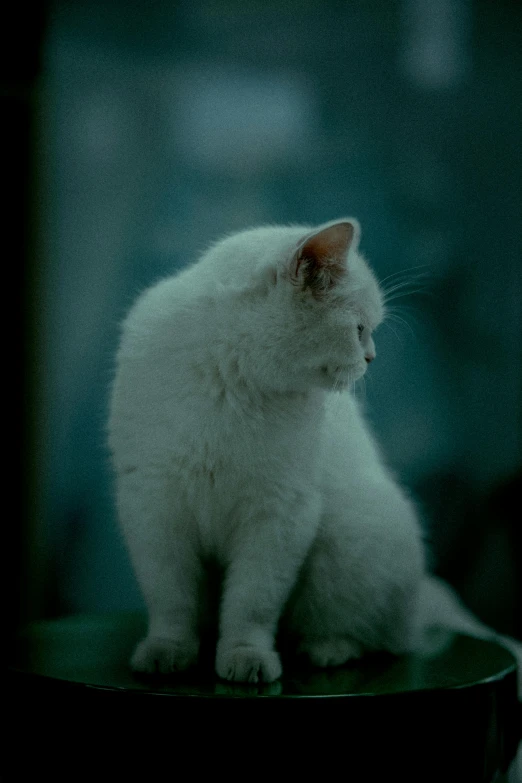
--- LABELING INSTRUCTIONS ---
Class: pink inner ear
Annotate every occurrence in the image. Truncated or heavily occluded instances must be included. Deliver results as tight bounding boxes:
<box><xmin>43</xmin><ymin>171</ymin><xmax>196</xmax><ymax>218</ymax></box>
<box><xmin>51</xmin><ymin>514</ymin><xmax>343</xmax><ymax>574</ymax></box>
<box><xmin>292</xmin><ymin>222</ymin><xmax>355</xmax><ymax>296</ymax></box>
<box><xmin>298</xmin><ymin>222</ymin><xmax>354</xmax><ymax>268</ymax></box>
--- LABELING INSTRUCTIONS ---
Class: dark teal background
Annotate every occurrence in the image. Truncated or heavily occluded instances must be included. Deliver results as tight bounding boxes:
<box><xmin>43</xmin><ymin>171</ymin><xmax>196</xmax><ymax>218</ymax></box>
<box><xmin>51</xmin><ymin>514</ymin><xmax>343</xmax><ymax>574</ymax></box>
<box><xmin>17</xmin><ymin>1</ymin><xmax>521</xmax><ymax>638</ymax></box>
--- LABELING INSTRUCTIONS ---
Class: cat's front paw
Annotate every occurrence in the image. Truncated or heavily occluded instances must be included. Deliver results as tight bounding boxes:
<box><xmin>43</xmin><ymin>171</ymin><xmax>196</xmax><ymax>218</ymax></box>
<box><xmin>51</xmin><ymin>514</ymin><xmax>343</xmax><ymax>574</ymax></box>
<box><xmin>299</xmin><ymin>637</ymin><xmax>363</xmax><ymax>668</ymax></box>
<box><xmin>216</xmin><ymin>645</ymin><xmax>282</xmax><ymax>683</ymax></box>
<box><xmin>131</xmin><ymin>636</ymin><xmax>198</xmax><ymax>674</ymax></box>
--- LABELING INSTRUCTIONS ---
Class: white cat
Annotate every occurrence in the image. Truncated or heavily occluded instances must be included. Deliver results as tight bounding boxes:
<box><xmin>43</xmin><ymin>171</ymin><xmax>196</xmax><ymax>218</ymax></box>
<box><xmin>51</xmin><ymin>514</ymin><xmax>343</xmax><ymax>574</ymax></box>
<box><xmin>108</xmin><ymin>218</ymin><xmax>521</xmax><ymax>691</ymax></box>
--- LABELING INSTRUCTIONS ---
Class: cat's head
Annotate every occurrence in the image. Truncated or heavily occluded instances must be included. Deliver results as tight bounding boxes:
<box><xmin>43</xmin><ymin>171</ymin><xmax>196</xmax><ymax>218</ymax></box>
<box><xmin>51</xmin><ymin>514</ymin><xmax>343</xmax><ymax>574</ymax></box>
<box><xmin>208</xmin><ymin>218</ymin><xmax>384</xmax><ymax>393</ymax></box>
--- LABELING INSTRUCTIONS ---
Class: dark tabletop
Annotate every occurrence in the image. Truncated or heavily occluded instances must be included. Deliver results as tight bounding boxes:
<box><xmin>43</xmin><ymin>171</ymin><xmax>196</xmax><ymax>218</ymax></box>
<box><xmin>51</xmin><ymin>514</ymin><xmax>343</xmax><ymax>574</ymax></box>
<box><xmin>5</xmin><ymin>611</ymin><xmax>518</xmax><ymax>698</ymax></box>
<box><xmin>6</xmin><ymin>613</ymin><xmax>521</xmax><ymax>781</ymax></box>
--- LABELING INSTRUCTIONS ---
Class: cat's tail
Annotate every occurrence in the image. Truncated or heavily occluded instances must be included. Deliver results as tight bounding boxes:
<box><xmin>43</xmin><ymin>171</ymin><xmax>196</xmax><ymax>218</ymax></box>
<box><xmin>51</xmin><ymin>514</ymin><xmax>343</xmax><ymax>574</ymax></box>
<box><xmin>417</xmin><ymin>574</ymin><xmax>522</xmax><ymax>700</ymax></box>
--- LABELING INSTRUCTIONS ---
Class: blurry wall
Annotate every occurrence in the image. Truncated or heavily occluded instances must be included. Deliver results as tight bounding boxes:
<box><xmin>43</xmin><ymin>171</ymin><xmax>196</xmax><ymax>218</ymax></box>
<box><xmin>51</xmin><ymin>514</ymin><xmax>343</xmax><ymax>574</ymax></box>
<box><xmin>26</xmin><ymin>0</ymin><xmax>521</xmax><ymax>636</ymax></box>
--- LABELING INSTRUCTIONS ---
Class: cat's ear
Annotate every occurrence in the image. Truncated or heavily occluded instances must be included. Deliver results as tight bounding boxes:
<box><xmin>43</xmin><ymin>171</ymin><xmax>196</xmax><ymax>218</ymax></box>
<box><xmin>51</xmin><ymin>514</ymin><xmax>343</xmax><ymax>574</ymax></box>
<box><xmin>290</xmin><ymin>219</ymin><xmax>360</xmax><ymax>297</ymax></box>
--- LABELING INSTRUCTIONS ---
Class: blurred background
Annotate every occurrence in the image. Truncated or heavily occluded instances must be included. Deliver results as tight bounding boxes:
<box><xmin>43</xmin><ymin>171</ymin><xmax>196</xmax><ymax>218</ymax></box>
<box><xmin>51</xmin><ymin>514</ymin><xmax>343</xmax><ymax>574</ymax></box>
<box><xmin>9</xmin><ymin>0</ymin><xmax>521</xmax><ymax>639</ymax></box>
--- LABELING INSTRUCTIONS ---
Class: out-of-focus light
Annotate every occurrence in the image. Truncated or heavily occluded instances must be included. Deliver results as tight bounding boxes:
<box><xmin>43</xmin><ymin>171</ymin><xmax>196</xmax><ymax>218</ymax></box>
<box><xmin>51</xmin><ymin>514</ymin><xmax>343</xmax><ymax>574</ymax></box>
<box><xmin>399</xmin><ymin>0</ymin><xmax>471</xmax><ymax>89</ymax></box>
<box><xmin>169</xmin><ymin>65</ymin><xmax>316</xmax><ymax>173</ymax></box>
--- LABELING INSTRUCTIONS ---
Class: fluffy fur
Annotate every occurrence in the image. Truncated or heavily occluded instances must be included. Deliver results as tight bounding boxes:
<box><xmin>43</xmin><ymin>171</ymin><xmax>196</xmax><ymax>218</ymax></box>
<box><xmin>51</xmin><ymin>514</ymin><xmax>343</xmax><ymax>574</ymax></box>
<box><xmin>108</xmin><ymin>218</ymin><xmax>521</xmax><ymax>692</ymax></box>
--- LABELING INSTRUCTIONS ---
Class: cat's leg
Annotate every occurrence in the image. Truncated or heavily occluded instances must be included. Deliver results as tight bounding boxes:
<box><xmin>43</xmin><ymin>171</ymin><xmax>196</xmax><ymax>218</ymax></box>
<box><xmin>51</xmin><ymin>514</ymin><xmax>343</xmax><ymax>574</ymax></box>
<box><xmin>301</xmin><ymin>637</ymin><xmax>364</xmax><ymax>667</ymax></box>
<box><xmin>116</xmin><ymin>470</ymin><xmax>203</xmax><ymax>674</ymax></box>
<box><xmin>285</xmin><ymin>536</ymin><xmax>368</xmax><ymax>668</ymax></box>
<box><xmin>287</xmin><ymin>482</ymin><xmax>425</xmax><ymax>667</ymax></box>
<box><xmin>215</xmin><ymin>493</ymin><xmax>320</xmax><ymax>683</ymax></box>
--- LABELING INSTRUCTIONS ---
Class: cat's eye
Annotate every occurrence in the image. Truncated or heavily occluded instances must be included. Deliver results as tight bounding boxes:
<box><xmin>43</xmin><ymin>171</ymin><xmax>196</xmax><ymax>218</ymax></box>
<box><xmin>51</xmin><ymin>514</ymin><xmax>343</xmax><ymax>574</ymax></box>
<box><xmin>357</xmin><ymin>324</ymin><xmax>364</xmax><ymax>339</ymax></box>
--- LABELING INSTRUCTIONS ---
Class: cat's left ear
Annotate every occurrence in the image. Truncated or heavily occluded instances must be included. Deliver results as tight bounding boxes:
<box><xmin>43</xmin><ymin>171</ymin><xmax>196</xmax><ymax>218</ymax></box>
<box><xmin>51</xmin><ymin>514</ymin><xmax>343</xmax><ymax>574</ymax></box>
<box><xmin>290</xmin><ymin>219</ymin><xmax>360</xmax><ymax>296</ymax></box>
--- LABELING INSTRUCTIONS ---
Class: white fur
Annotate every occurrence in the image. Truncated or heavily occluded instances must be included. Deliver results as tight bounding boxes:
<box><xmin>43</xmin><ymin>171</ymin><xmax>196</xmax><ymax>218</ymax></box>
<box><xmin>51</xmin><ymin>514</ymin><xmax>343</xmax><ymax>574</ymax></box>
<box><xmin>108</xmin><ymin>218</ymin><xmax>521</xmax><ymax>690</ymax></box>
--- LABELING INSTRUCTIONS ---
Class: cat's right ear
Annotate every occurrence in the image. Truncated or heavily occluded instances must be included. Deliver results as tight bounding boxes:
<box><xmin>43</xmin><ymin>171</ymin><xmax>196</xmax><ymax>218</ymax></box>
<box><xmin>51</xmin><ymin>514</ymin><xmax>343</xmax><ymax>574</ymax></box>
<box><xmin>289</xmin><ymin>220</ymin><xmax>359</xmax><ymax>298</ymax></box>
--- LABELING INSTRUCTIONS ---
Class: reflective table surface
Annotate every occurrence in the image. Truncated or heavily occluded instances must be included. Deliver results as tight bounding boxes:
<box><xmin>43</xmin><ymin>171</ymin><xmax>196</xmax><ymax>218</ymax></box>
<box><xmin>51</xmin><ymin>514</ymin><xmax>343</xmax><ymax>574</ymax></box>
<box><xmin>6</xmin><ymin>613</ymin><xmax>520</xmax><ymax>781</ymax></box>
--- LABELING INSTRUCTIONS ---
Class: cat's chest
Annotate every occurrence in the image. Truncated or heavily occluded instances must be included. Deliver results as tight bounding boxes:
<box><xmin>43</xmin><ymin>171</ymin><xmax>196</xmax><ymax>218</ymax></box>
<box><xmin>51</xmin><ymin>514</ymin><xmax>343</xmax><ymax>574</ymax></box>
<box><xmin>178</xmin><ymin>408</ymin><xmax>320</xmax><ymax>482</ymax></box>
<box><xmin>174</xmin><ymin>394</ymin><xmax>324</xmax><ymax>505</ymax></box>
<box><xmin>178</xmin><ymin>422</ymin><xmax>322</xmax><ymax>561</ymax></box>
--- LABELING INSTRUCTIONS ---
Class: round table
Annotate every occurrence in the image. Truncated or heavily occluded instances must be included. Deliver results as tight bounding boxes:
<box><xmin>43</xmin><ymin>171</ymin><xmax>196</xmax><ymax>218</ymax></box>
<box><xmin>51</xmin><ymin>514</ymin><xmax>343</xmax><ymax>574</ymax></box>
<box><xmin>6</xmin><ymin>613</ymin><xmax>520</xmax><ymax>780</ymax></box>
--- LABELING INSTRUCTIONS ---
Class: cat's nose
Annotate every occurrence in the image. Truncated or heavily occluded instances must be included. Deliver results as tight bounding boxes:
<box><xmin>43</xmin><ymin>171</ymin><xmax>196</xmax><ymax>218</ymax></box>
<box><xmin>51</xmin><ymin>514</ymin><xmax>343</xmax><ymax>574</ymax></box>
<box><xmin>365</xmin><ymin>355</ymin><xmax>374</xmax><ymax>364</ymax></box>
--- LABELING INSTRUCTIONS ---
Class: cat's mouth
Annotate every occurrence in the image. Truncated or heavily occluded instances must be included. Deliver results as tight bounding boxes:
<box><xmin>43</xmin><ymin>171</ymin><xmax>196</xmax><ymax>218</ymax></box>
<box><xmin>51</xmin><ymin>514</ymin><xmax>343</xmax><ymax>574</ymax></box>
<box><xmin>322</xmin><ymin>363</ymin><xmax>355</xmax><ymax>375</ymax></box>
<box><xmin>321</xmin><ymin>362</ymin><xmax>366</xmax><ymax>385</ymax></box>
<box><xmin>323</xmin><ymin>364</ymin><xmax>346</xmax><ymax>374</ymax></box>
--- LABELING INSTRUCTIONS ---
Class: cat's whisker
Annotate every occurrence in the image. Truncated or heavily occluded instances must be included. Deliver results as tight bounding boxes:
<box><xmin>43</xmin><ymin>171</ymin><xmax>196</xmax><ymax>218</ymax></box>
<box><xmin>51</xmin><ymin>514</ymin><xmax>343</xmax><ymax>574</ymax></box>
<box><xmin>381</xmin><ymin>270</ymin><xmax>434</xmax><ymax>305</ymax></box>
<box><xmin>333</xmin><ymin>372</ymin><xmax>344</xmax><ymax>395</ymax></box>
<box><xmin>359</xmin><ymin>374</ymin><xmax>367</xmax><ymax>402</ymax></box>
<box><xmin>385</xmin><ymin>311</ymin><xmax>416</xmax><ymax>339</ymax></box>
<box><xmin>382</xmin><ymin>276</ymin><xmax>431</xmax><ymax>298</ymax></box>
<box><xmin>381</xmin><ymin>319</ymin><xmax>404</xmax><ymax>345</ymax></box>
<box><xmin>383</xmin><ymin>287</ymin><xmax>432</xmax><ymax>306</ymax></box>
<box><xmin>378</xmin><ymin>264</ymin><xmax>432</xmax><ymax>289</ymax></box>
<box><xmin>382</xmin><ymin>282</ymin><xmax>417</xmax><ymax>299</ymax></box>
<box><xmin>385</xmin><ymin>301</ymin><xmax>419</xmax><ymax>315</ymax></box>
<box><xmin>386</xmin><ymin>302</ymin><xmax>423</xmax><ymax>333</ymax></box>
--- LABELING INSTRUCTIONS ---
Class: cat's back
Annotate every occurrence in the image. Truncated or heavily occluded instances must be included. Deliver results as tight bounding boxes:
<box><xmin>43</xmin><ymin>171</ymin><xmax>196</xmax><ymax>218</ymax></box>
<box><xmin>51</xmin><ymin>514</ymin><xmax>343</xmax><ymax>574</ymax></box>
<box><xmin>116</xmin><ymin>262</ymin><xmax>206</xmax><ymax>359</ymax></box>
<box><xmin>112</xmin><ymin>223</ymin><xmax>299</xmax><ymax>364</ymax></box>
<box><xmin>108</xmin><ymin>262</ymin><xmax>220</xmax><ymax>459</ymax></box>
